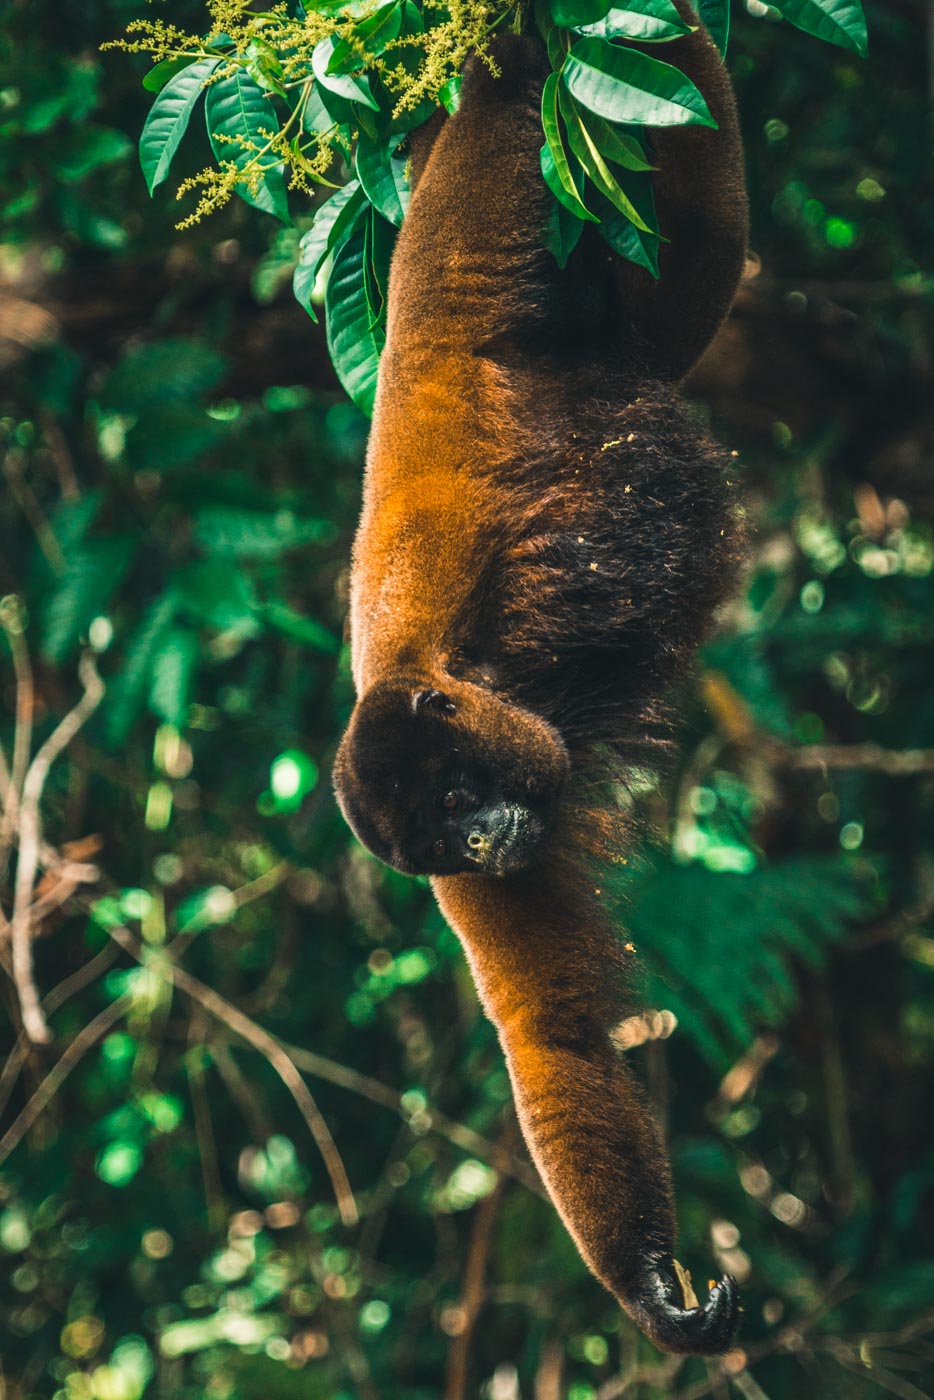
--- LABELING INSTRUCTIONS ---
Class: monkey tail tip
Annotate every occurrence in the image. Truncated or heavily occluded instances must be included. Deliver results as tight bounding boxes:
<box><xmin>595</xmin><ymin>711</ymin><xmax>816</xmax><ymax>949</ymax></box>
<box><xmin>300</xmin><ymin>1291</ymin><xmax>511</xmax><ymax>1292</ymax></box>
<box><xmin>626</xmin><ymin>1262</ymin><xmax>740</xmax><ymax>1356</ymax></box>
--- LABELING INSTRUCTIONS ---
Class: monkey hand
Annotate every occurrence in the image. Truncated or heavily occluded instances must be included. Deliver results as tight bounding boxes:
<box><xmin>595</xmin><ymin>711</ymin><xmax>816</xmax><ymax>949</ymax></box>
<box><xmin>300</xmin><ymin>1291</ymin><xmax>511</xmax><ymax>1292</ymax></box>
<box><xmin>625</xmin><ymin>1258</ymin><xmax>740</xmax><ymax>1356</ymax></box>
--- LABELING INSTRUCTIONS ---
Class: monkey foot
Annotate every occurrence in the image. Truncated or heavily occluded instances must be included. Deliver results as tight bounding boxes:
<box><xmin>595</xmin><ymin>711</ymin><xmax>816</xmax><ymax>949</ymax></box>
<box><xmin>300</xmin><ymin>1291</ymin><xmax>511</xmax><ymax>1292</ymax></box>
<box><xmin>625</xmin><ymin>1259</ymin><xmax>740</xmax><ymax>1356</ymax></box>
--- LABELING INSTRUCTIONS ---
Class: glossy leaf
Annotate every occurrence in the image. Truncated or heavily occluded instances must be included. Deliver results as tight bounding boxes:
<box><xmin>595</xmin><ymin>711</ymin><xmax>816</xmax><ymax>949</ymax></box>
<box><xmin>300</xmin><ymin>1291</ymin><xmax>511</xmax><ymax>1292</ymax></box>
<box><xmin>362</xmin><ymin>206</ymin><xmax>396</xmax><ymax>329</ymax></box>
<box><xmin>142</xmin><ymin>56</ymin><xmax>196</xmax><ymax>94</ymax></box>
<box><xmin>326</xmin><ymin>220</ymin><xmax>386</xmax><ymax>416</ymax></box>
<box><xmin>583</xmin><ymin>112</ymin><xmax>654</xmax><ymax>170</ymax></box>
<box><xmin>559</xmin><ymin>85</ymin><xmax>655</xmax><ymax>232</ymax></box>
<box><xmin>244</xmin><ymin>37</ymin><xmax>287</xmax><ymax>97</ymax></box>
<box><xmin>204</xmin><ymin>72</ymin><xmax>291</xmax><ymax>223</ymax></box>
<box><xmin>355</xmin><ymin>135</ymin><xmax>410</xmax><ymax>227</ymax></box>
<box><xmin>312</xmin><ymin>37</ymin><xmax>380</xmax><ymax>110</ymax></box>
<box><xmin>438</xmin><ymin>75</ymin><xmax>462</xmax><ymax>113</ymax></box>
<box><xmin>771</xmin><ymin>0</ymin><xmax>867</xmax><ymax>55</ymax></box>
<box><xmin>293</xmin><ymin>180</ymin><xmax>366</xmax><ymax>320</ymax></box>
<box><xmin>542</xmin><ymin>192</ymin><xmax>587</xmax><ymax>268</ymax></box>
<box><xmin>558</xmin><ymin>0</ymin><xmax>692</xmax><ymax>40</ymax></box>
<box><xmin>302</xmin><ymin>82</ymin><xmax>344</xmax><ymax>134</ymax></box>
<box><xmin>327</xmin><ymin>1</ymin><xmax>403</xmax><ymax>71</ymax></box>
<box><xmin>139</xmin><ymin>57</ymin><xmax>219</xmax><ymax>194</ymax></box>
<box><xmin>540</xmin><ymin>72</ymin><xmax>598</xmax><ymax>223</ymax></box>
<box><xmin>592</xmin><ymin>175</ymin><xmax>662</xmax><ymax>275</ymax></box>
<box><xmin>563</xmin><ymin>37</ymin><xmax>717</xmax><ymax>127</ymax></box>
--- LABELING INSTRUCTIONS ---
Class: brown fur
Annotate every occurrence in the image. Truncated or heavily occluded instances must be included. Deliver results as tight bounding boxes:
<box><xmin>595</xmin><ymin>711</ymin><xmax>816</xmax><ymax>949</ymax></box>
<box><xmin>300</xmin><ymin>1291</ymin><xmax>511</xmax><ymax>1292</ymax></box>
<box><xmin>334</xmin><ymin>1</ymin><xmax>747</xmax><ymax>1354</ymax></box>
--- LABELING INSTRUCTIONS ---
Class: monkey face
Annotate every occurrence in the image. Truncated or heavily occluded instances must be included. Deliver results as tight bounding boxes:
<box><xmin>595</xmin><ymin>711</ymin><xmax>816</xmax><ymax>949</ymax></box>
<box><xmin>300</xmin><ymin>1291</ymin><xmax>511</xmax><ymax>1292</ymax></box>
<box><xmin>333</xmin><ymin>679</ymin><xmax>570</xmax><ymax>877</ymax></box>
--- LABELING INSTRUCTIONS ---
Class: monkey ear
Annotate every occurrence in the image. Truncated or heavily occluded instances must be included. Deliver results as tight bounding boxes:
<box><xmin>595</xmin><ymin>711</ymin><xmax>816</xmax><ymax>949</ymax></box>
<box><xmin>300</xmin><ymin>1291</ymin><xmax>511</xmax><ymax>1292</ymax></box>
<box><xmin>412</xmin><ymin>688</ymin><xmax>456</xmax><ymax>715</ymax></box>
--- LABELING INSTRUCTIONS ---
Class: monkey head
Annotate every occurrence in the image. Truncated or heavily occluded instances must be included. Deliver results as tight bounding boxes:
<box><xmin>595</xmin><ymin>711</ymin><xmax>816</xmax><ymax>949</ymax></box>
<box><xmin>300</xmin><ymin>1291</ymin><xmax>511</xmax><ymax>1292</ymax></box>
<box><xmin>333</xmin><ymin>678</ymin><xmax>570</xmax><ymax>877</ymax></box>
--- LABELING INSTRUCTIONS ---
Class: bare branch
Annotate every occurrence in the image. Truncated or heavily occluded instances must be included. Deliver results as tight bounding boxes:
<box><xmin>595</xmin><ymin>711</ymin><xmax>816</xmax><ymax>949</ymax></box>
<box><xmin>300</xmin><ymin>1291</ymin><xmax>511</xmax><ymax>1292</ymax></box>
<box><xmin>282</xmin><ymin>1038</ymin><xmax>544</xmax><ymax>1195</ymax></box>
<box><xmin>0</xmin><ymin>941</ymin><xmax>120</xmax><ymax>1122</ymax></box>
<box><xmin>105</xmin><ymin>920</ymin><xmax>359</xmax><ymax>1228</ymax></box>
<box><xmin>774</xmin><ymin>742</ymin><xmax>934</xmax><ymax>777</ymax></box>
<box><xmin>444</xmin><ymin>1122</ymin><xmax>517</xmax><ymax>1400</ymax></box>
<box><xmin>0</xmin><ymin>996</ymin><xmax>129</xmax><ymax>1164</ymax></box>
<box><xmin>9</xmin><ymin>653</ymin><xmax>105</xmax><ymax>1044</ymax></box>
<box><xmin>0</xmin><ymin>602</ymin><xmax>33</xmax><ymax>831</ymax></box>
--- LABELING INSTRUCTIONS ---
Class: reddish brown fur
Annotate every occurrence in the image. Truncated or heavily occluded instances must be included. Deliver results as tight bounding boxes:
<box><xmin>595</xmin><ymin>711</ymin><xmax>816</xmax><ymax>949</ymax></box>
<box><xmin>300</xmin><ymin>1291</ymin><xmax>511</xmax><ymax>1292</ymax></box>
<box><xmin>335</xmin><ymin>1</ymin><xmax>748</xmax><ymax>1354</ymax></box>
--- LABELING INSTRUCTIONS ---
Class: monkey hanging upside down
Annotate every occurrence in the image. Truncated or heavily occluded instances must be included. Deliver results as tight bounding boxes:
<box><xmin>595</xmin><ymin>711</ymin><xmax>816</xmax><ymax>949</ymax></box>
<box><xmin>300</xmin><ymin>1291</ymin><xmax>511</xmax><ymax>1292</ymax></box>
<box><xmin>334</xmin><ymin>0</ymin><xmax>748</xmax><ymax>1355</ymax></box>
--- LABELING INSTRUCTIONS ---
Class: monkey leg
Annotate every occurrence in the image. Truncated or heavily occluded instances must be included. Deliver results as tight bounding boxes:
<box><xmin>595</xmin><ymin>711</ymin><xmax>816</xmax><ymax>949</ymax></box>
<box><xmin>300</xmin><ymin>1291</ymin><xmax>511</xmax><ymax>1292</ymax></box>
<box><xmin>605</xmin><ymin>0</ymin><xmax>749</xmax><ymax>381</ymax></box>
<box><xmin>433</xmin><ymin>863</ymin><xmax>739</xmax><ymax>1355</ymax></box>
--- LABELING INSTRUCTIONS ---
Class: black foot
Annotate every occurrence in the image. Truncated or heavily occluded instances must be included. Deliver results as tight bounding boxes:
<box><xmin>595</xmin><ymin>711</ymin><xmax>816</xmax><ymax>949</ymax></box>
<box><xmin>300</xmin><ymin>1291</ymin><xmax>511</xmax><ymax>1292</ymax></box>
<box><xmin>625</xmin><ymin>1260</ymin><xmax>740</xmax><ymax>1356</ymax></box>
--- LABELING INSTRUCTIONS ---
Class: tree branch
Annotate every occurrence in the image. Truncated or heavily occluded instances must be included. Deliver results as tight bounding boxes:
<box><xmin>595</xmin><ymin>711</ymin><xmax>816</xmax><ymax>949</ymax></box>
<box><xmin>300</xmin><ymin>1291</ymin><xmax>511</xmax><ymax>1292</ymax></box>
<box><xmin>8</xmin><ymin>653</ymin><xmax>104</xmax><ymax>1044</ymax></box>
<box><xmin>0</xmin><ymin>996</ymin><xmax>129</xmax><ymax>1164</ymax></box>
<box><xmin>104</xmin><ymin>919</ymin><xmax>359</xmax><ymax>1228</ymax></box>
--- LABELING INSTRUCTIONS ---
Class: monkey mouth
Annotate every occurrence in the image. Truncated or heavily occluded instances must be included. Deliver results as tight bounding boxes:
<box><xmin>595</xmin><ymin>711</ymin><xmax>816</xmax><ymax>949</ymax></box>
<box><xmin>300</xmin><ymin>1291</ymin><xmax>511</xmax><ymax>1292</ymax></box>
<box><xmin>472</xmin><ymin>806</ymin><xmax>546</xmax><ymax>876</ymax></box>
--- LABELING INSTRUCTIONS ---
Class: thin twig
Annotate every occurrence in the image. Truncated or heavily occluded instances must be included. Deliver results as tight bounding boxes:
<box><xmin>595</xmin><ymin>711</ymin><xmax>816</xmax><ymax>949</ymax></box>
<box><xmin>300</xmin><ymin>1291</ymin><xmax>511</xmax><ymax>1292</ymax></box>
<box><xmin>445</xmin><ymin>1122</ymin><xmax>516</xmax><ymax>1400</ymax></box>
<box><xmin>0</xmin><ymin>996</ymin><xmax>129</xmax><ymax>1163</ymax></box>
<box><xmin>0</xmin><ymin>607</ymin><xmax>33</xmax><ymax>831</ymax></box>
<box><xmin>210</xmin><ymin>1039</ymin><xmax>275</xmax><ymax>1143</ymax></box>
<box><xmin>187</xmin><ymin>1014</ymin><xmax>226</xmax><ymax>1230</ymax></box>
<box><xmin>9</xmin><ymin>653</ymin><xmax>104</xmax><ymax>1044</ymax></box>
<box><xmin>0</xmin><ymin>941</ymin><xmax>119</xmax><ymax>1121</ymax></box>
<box><xmin>105</xmin><ymin>920</ymin><xmax>358</xmax><ymax>1227</ymax></box>
<box><xmin>2</xmin><ymin>449</ymin><xmax>66</xmax><ymax>574</ymax></box>
<box><xmin>772</xmin><ymin>741</ymin><xmax>934</xmax><ymax>777</ymax></box>
<box><xmin>282</xmin><ymin>1038</ymin><xmax>544</xmax><ymax>1195</ymax></box>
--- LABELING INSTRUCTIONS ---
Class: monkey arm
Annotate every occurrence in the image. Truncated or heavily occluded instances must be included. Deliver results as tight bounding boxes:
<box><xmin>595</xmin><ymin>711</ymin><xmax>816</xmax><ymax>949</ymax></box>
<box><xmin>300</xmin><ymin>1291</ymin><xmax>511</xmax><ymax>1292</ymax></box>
<box><xmin>432</xmin><ymin>860</ymin><xmax>739</xmax><ymax>1355</ymax></box>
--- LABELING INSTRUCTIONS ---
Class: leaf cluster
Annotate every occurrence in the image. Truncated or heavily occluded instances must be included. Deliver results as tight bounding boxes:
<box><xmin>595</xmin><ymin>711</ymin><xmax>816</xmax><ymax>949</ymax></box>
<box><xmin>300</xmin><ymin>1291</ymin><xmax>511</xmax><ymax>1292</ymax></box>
<box><xmin>113</xmin><ymin>0</ymin><xmax>868</xmax><ymax>411</ymax></box>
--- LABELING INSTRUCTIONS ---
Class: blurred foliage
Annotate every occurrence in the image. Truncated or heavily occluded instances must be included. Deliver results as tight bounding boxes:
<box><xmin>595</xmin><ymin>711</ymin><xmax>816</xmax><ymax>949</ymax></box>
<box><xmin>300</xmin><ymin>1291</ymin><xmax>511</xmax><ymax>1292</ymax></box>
<box><xmin>1</xmin><ymin>0</ymin><xmax>933</xmax><ymax>1398</ymax></box>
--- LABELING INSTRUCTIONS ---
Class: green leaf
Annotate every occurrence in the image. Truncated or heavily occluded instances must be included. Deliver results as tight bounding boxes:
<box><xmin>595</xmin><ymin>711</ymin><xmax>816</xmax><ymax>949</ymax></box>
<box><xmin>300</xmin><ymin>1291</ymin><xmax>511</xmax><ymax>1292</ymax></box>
<box><xmin>559</xmin><ymin>85</ymin><xmax>656</xmax><ymax>232</ymax></box>
<box><xmin>293</xmin><ymin>180</ymin><xmax>366</xmax><ymax>320</ymax></box>
<box><xmin>581</xmin><ymin>112</ymin><xmax>654</xmax><ymax>170</ymax></box>
<box><xmin>104</xmin><ymin>592</ymin><xmax>177</xmax><ymax>746</ymax></box>
<box><xmin>697</xmin><ymin>0</ymin><xmax>730</xmax><ymax>55</ymax></box>
<box><xmin>312</xmin><ymin>37</ymin><xmax>380</xmax><ymax>110</ymax></box>
<box><xmin>149</xmin><ymin>627</ymin><xmax>199</xmax><ymax>727</ymax></box>
<box><xmin>362</xmin><ymin>205</ymin><xmax>396</xmax><ymax>329</ymax></box>
<box><xmin>592</xmin><ymin>176</ymin><xmax>661</xmax><ymax>275</ymax></box>
<box><xmin>542</xmin><ymin>192</ymin><xmax>586</xmax><ymax>268</ymax></box>
<box><xmin>139</xmin><ymin>57</ymin><xmax>219</xmax><ymax>195</ymax></box>
<box><xmin>302</xmin><ymin>82</ymin><xmax>344</xmax><ymax>134</ymax></box>
<box><xmin>54</xmin><ymin>127</ymin><xmax>132</xmax><ymax>184</ymax></box>
<box><xmin>438</xmin><ymin>75</ymin><xmax>462</xmax><ymax>113</ymax></box>
<box><xmin>124</xmin><ymin>404</ymin><xmax>227</xmax><ymax>473</ymax></box>
<box><xmin>204</xmin><ymin>71</ymin><xmax>291</xmax><ymax>224</ymax></box>
<box><xmin>176</xmin><ymin>560</ymin><xmax>260</xmax><ymax>636</ymax></box>
<box><xmin>98</xmin><ymin>339</ymin><xmax>228</xmax><ymax>411</ymax></box>
<box><xmin>540</xmin><ymin>73</ymin><xmax>598</xmax><ymax>223</ymax></box>
<box><xmin>563</xmin><ymin>37</ymin><xmax>717</xmax><ymax>127</ymax></box>
<box><xmin>40</xmin><ymin>538</ymin><xmax>134</xmax><ymax>665</ymax></box>
<box><xmin>193</xmin><ymin>505</ymin><xmax>332</xmax><ymax>557</ymax></box>
<box><xmin>355</xmin><ymin>135</ymin><xmax>410</xmax><ymax>228</ymax></box>
<box><xmin>626</xmin><ymin>855</ymin><xmax>871</xmax><ymax>1066</ymax></box>
<box><xmin>244</xmin><ymin>37</ymin><xmax>287</xmax><ymax>97</ymax></box>
<box><xmin>327</xmin><ymin>0</ymin><xmax>403</xmax><ymax>71</ymax></box>
<box><xmin>771</xmin><ymin>0</ymin><xmax>867</xmax><ymax>55</ymax></box>
<box><xmin>142</xmin><ymin>56</ymin><xmax>197</xmax><ymax>94</ymax></box>
<box><xmin>257</xmin><ymin>601</ymin><xmax>339</xmax><ymax>653</ymax></box>
<box><xmin>325</xmin><ymin>219</ymin><xmax>385</xmax><ymax>416</ymax></box>
<box><xmin>557</xmin><ymin>0</ymin><xmax>692</xmax><ymax>40</ymax></box>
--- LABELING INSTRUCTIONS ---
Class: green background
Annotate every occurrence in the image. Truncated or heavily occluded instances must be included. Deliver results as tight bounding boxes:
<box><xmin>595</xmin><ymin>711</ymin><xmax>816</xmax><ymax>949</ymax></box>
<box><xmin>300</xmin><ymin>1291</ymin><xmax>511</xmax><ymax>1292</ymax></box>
<box><xmin>1</xmin><ymin>0</ymin><xmax>932</xmax><ymax>1396</ymax></box>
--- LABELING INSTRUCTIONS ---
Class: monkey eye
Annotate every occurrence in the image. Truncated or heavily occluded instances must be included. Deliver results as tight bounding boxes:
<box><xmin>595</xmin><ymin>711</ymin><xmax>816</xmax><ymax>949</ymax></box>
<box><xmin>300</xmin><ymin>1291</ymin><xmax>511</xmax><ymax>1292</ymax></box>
<box><xmin>432</xmin><ymin>838</ymin><xmax>448</xmax><ymax>857</ymax></box>
<box><xmin>441</xmin><ymin>790</ymin><xmax>461</xmax><ymax>813</ymax></box>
